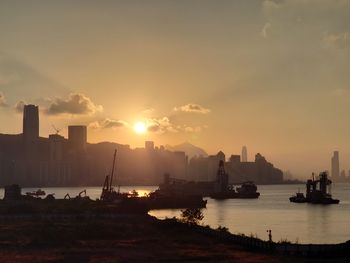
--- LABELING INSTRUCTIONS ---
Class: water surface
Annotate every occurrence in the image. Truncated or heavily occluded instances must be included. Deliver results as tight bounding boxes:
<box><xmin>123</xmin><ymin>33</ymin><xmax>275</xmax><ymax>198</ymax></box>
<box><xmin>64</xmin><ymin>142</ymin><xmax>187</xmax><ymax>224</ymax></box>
<box><xmin>1</xmin><ymin>184</ymin><xmax>349</xmax><ymax>244</ymax></box>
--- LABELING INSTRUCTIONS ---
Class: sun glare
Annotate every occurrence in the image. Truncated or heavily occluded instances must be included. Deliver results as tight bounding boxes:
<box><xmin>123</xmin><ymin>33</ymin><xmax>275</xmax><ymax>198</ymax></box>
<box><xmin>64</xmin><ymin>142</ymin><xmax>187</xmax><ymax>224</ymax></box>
<box><xmin>134</xmin><ymin>121</ymin><xmax>146</xmax><ymax>134</ymax></box>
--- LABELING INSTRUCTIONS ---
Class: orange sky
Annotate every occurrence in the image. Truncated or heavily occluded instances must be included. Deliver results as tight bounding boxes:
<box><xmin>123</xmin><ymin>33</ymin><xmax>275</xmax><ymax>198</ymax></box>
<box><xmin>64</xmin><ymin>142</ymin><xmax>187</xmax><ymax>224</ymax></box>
<box><xmin>1</xmin><ymin>0</ymin><xmax>350</xmax><ymax>178</ymax></box>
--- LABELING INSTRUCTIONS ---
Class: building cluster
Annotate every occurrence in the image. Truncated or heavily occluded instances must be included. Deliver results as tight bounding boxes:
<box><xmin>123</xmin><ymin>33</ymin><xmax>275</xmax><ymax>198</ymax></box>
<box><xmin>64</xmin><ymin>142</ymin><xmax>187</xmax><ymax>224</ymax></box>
<box><xmin>330</xmin><ymin>151</ymin><xmax>350</xmax><ymax>182</ymax></box>
<box><xmin>188</xmin><ymin>148</ymin><xmax>283</xmax><ymax>184</ymax></box>
<box><xmin>0</xmin><ymin>104</ymin><xmax>284</xmax><ymax>187</ymax></box>
<box><xmin>0</xmin><ymin>105</ymin><xmax>188</xmax><ymax>186</ymax></box>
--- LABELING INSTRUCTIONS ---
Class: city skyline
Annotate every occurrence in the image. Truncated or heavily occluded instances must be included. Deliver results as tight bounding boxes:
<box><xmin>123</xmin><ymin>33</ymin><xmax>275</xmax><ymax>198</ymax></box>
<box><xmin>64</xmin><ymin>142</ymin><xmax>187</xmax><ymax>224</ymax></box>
<box><xmin>1</xmin><ymin>1</ymin><xmax>350</xmax><ymax>178</ymax></box>
<box><xmin>0</xmin><ymin>103</ymin><xmax>284</xmax><ymax>187</ymax></box>
<box><xmin>3</xmin><ymin>103</ymin><xmax>350</xmax><ymax>182</ymax></box>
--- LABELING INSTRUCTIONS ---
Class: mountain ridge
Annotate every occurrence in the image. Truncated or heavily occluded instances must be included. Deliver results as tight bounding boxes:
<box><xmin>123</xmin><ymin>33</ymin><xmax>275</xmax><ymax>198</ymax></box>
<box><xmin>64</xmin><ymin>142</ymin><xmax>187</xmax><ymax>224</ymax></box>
<box><xmin>165</xmin><ymin>142</ymin><xmax>208</xmax><ymax>159</ymax></box>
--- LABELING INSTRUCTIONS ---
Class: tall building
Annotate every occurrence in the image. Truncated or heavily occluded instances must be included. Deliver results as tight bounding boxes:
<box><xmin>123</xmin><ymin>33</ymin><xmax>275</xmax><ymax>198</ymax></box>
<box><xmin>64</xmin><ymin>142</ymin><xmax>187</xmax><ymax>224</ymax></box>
<box><xmin>48</xmin><ymin>134</ymin><xmax>71</xmax><ymax>185</ymax></box>
<box><xmin>49</xmin><ymin>134</ymin><xmax>65</xmax><ymax>162</ymax></box>
<box><xmin>145</xmin><ymin>141</ymin><xmax>154</xmax><ymax>151</ymax></box>
<box><xmin>241</xmin><ymin>146</ymin><xmax>248</xmax><ymax>162</ymax></box>
<box><xmin>68</xmin><ymin>125</ymin><xmax>87</xmax><ymax>150</ymax></box>
<box><xmin>331</xmin><ymin>151</ymin><xmax>340</xmax><ymax>181</ymax></box>
<box><xmin>23</xmin><ymin>104</ymin><xmax>39</xmax><ymax>143</ymax></box>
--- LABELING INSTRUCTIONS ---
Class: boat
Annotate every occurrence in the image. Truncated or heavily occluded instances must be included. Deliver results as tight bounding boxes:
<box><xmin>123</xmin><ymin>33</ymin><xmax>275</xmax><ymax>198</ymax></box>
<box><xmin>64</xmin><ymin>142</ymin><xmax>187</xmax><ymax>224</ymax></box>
<box><xmin>160</xmin><ymin>160</ymin><xmax>260</xmax><ymax>200</ymax></box>
<box><xmin>236</xmin><ymin>182</ymin><xmax>260</xmax><ymax>198</ymax></box>
<box><xmin>209</xmin><ymin>182</ymin><xmax>260</xmax><ymax>200</ymax></box>
<box><xmin>200</xmin><ymin>160</ymin><xmax>260</xmax><ymax>199</ymax></box>
<box><xmin>146</xmin><ymin>189</ymin><xmax>207</xmax><ymax>209</ymax></box>
<box><xmin>289</xmin><ymin>192</ymin><xmax>307</xmax><ymax>203</ymax></box>
<box><xmin>25</xmin><ymin>189</ymin><xmax>46</xmax><ymax>197</ymax></box>
<box><xmin>100</xmin><ymin>150</ymin><xmax>206</xmax><ymax>209</ymax></box>
<box><xmin>290</xmin><ymin>172</ymin><xmax>339</xmax><ymax>204</ymax></box>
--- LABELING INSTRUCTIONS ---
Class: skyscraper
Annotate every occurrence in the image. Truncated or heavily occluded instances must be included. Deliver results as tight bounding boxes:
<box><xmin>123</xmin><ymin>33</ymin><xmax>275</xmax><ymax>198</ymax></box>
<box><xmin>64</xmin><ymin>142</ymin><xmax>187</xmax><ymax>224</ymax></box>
<box><xmin>242</xmin><ymin>146</ymin><xmax>248</xmax><ymax>162</ymax></box>
<box><xmin>68</xmin><ymin>125</ymin><xmax>87</xmax><ymax>150</ymax></box>
<box><xmin>23</xmin><ymin>104</ymin><xmax>39</xmax><ymax>143</ymax></box>
<box><xmin>145</xmin><ymin>141</ymin><xmax>154</xmax><ymax>151</ymax></box>
<box><xmin>331</xmin><ymin>151</ymin><xmax>340</xmax><ymax>181</ymax></box>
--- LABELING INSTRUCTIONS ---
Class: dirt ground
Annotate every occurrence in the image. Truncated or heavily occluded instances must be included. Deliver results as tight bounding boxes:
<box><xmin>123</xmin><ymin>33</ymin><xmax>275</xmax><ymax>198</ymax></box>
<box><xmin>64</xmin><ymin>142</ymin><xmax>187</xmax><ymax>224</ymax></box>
<box><xmin>0</xmin><ymin>215</ymin><xmax>347</xmax><ymax>263</ymax></box>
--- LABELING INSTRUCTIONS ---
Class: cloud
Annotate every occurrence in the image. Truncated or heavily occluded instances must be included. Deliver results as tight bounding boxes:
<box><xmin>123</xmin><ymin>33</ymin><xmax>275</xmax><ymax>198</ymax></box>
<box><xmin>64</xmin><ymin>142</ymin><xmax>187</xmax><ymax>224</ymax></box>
<box><xmin>46</xmin><ymin>93</ymin><xmax>103</xmax><ymax>115</ymax></box>
<box><xmin>140</xmin><ymin>108</ymin><xmax>155</xmax><ymax>116</ymax></box>
<box><xmin>173</xmin><ymin>103</ymin><xmax>211</xmax><ymax>114</ymax></box>
<box><xmin>146</xmin><ymin>117</ymin><xmax>178</xmax><ymax>134</ymax></box>
<box><xmin>145</xmin><ymin>116</ymin><xmax>208</xmax><ymax>134</ymax></box>
<box><xmin>261</xmin><ymin>22</ymin><xmax>272</xmax><ymax>38</ymax></box>
<box><xmin>323</xmin><ymin>31</ymin><xmax>350</xmax><ymax>49</ymax></box>
<box><xmin>14</xmin><ymin>100</ymin><xmax>25</xmax><ymax>112</ymax></box>
<box><xmin>184</xmin><ymin>126</ymin><xmax>202</xmax><ymax>133</ymax></box>
<box><xmin>89</xmin><ymin>118</ymin><xmax>128</xmax><ymax>130</ymax></box>
<box><xmin>0</xmin><ymin>92</ymin><xmax>8</xmax><ymax>107</ymax></box>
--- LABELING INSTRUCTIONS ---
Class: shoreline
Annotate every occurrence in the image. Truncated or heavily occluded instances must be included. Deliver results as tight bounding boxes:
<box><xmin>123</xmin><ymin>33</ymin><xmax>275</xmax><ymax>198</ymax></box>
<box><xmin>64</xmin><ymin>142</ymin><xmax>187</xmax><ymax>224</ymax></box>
<box><xmin>0</xmin><ymin>182</ymin><xmax>307</xmax><ymax>188</ymax></box>
<box><xmin>0</xmin><ymin>213</ymin><xmax>348</xmax><ymax>262</ymax></box>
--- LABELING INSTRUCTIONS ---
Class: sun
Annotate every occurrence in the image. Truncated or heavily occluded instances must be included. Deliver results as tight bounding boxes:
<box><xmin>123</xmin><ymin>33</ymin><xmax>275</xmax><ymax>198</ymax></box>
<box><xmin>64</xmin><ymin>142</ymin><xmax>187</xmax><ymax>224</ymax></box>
<box><xmin>134</xmin><ymin>121</ymin><xmax>147</xmax><ymax>134</ymax></box>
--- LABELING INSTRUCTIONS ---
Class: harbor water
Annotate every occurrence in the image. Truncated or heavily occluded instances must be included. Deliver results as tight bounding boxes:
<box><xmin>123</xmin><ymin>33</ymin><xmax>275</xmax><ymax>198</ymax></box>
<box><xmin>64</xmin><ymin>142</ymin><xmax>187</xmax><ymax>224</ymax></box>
<box><xmin>1</xmin><ymin>184</ymin><xmax>349</xmax><ymax>244</ymax></box>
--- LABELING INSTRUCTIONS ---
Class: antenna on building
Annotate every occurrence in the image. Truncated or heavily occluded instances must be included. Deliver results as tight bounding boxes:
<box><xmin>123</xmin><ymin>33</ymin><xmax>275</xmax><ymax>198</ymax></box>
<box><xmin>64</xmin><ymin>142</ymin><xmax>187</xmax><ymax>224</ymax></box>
<box><xmin>52</xmin><ymin>125</ymin><xmax>62</xmax><ymax>135</ymax></box>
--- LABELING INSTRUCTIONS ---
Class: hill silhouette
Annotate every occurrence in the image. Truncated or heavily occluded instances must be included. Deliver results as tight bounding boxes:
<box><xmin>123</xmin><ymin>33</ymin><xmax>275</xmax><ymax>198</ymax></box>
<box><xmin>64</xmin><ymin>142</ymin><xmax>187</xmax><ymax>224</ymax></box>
<box><xmin>166</xmin><ymin>142</ymin><xmax>208</xmax><ymax>159</ymax></box>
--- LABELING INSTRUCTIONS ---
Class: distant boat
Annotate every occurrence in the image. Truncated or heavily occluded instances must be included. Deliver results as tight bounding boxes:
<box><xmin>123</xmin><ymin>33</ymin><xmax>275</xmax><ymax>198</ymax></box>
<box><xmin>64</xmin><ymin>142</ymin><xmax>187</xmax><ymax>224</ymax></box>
<box><xmin>25</xmin><ymin>189</ymin><xmax>46</xmax><ymax>197</ymax></box>
<box><xmin>210</xmin><ymin>181</ymin><xmax>260</xmax><ymax>199</ymax></box>
<box><xmin>236</xmin><ymin>182</ymin><xmax>260</xmax><ymax>198</ymax></box>
<box><xmin>289</xmin><ymin>172</ymin><xmax>339</xmax><ymax>205</ymax></box>
<box><xmin>289</xmin><ymin>192</ymin><xmax>307</xmax><ymax>203</ymax></box>
<box><xmin>147</xmin><ymin>189</ymin><xmax>207</xmax><ymax>209</ymax></box>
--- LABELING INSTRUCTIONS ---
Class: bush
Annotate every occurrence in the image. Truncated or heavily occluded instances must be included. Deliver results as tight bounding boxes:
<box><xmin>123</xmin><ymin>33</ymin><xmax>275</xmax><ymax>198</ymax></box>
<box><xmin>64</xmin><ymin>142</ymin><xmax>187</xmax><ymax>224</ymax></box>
<box><xmin>180</xmin><ymin>208</ymin><xmax>204</xmax><ymax>225</ymax></box>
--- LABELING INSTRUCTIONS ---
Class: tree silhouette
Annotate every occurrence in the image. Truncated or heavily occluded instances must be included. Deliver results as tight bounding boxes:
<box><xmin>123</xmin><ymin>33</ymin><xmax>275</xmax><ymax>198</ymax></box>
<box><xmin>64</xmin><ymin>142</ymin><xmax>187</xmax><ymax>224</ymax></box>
<box><xmin>181</xmin><ymin>208</ymin><xmax>204</xmax><ymax>225</ymax></box>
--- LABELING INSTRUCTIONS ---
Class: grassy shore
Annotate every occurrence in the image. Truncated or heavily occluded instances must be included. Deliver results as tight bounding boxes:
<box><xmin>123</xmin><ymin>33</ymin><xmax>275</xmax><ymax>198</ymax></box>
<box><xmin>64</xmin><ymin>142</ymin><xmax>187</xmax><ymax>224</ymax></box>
<box><xmin>0</xmin><ymin>215</ymin><xmax>347</xmax><ymax>262</ymax></box>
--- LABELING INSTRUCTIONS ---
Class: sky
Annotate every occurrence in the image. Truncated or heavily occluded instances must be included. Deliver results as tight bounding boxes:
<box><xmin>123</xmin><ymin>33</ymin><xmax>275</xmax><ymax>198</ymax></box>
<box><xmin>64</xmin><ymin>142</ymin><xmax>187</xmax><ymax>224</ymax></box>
<box><xmin>1</xmin><ymin>0</ymin><xmax>350</xmax><ymax>178</ymax></box>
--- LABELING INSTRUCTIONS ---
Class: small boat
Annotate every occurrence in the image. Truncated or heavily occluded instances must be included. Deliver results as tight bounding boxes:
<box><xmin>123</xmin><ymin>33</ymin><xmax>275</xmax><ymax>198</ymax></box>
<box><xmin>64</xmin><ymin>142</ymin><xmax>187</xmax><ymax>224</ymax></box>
<box><xmin>25</xmin><ymin>189</ymin><xmax>46</xmax><ymax>197</ymax></box>
<box><xmin>289</xmin><ymin>192</ymin><xmax>307</xmax><ymax>203</ymax></box>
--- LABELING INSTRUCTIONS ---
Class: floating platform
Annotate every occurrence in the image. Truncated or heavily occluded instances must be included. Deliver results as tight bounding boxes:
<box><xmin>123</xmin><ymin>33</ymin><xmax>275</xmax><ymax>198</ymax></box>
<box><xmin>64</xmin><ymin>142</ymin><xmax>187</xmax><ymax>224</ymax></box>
<box><xmin>290</xmin><ymin>172</ymin><xmax>339</xmax><ymax>205</ymax></box>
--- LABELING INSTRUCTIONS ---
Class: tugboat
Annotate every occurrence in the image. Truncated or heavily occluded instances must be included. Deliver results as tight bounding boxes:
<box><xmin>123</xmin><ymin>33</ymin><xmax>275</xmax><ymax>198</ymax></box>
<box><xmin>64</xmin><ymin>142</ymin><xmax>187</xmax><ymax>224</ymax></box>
<box><xmin>290</xmin><ymin>172</ymin><xmax>339</xmax><ymax>204</ymax></box>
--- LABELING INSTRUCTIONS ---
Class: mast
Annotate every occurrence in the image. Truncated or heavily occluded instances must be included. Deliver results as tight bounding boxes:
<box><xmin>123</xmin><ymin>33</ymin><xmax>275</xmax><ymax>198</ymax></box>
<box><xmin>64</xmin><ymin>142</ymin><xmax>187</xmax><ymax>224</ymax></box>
<box><xmin>109</xmin><ymin>149</ymin><xmax>117</xmax><ymax>191</ymax></box>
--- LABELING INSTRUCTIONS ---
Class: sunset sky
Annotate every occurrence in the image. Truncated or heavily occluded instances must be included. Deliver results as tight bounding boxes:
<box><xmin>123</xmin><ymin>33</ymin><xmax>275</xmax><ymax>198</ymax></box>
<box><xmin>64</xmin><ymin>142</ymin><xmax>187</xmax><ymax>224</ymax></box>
<box><xmin>1</xmin><ymin>0</ymin><xmax>350</xmax><ymax>178</ymax></box>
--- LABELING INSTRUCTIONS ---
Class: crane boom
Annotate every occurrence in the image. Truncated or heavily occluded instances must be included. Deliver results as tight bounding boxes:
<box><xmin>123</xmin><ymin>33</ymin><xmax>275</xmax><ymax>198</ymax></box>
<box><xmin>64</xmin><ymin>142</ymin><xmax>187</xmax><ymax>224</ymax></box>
<box><xmin>109</xmin><ymin>149</ymin><xmax>117</xmax><ymax>191</ymax></box>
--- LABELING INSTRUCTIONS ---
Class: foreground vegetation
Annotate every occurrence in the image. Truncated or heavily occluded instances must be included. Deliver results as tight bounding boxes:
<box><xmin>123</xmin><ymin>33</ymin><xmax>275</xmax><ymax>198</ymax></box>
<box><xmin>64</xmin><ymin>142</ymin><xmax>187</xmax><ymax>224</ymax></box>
<box><xmin>0</xmin><ymin>213</ymin><xmax>348</xmax><ymax>263</ymax></box>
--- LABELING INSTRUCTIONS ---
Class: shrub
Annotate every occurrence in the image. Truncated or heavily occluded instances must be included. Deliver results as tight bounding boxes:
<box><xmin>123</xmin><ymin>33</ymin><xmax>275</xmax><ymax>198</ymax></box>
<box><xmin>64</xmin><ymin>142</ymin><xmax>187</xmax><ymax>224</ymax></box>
<box><xmin>180</xmin><ymin>208</ymin><xmax>204</xmax><ymax>225</ymax></box>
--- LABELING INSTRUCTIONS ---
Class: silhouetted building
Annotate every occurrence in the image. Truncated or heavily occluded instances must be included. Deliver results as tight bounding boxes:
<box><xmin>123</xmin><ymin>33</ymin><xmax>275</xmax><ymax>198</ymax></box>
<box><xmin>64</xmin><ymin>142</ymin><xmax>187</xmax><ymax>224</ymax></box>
<box><xmin>49</xmin><ymin>134</ymin><xmax>65</xmax><ymax>162</ymax></box>
<box><xmin>145</xmin><ymin>141</ymin><xmax>154</xmax><ymax>151</ymax></box>
<box><xmin>68</xmin><ymin>125</ymin><xmax>87</xmax><ymax>150</ymax></box>
<box><xmin>189</xmin><ymin>151</ymin><xmax>283</xmax><ymax>184</ymax></box>
<box><xmin>229</xmin><ymin>155</ymin><xmax>241</xmax><ymax>164</ymax></box>
<box><xmin>242</xmin><ymin>146</ymin><xmax>248</xmax><ymax>162</ymax></box>
<box><xmin>331</xmin><ymin>151</ymin><xmax>340</xmax><ymax>181</ymax></box>
<box><xmin>340</xmin><ymin>170</ymin><xmax>346</xmax><ymax>181</ymax></box>
<box><xmin>23</xmin><ymin>104</ymin><xmax>39</xmax><ymax>143</ymax></box>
